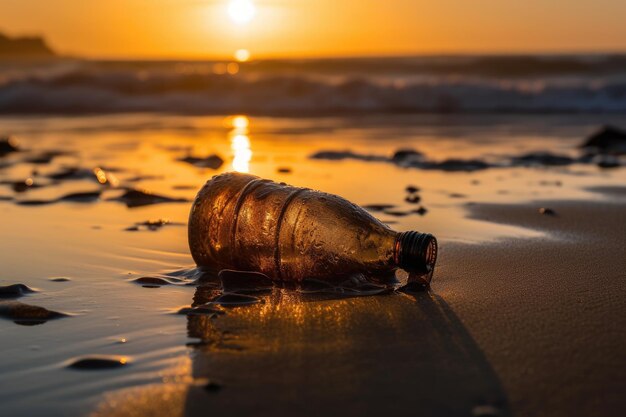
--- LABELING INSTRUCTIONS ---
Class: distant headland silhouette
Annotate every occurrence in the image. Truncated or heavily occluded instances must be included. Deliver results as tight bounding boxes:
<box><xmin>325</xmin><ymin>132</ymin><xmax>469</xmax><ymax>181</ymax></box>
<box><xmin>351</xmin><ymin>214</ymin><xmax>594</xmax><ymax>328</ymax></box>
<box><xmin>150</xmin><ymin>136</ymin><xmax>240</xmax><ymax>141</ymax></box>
<box><xmin>0</xmin><ymin>31</ymin><xmax>56</xmax><ymax>58</ymax></box>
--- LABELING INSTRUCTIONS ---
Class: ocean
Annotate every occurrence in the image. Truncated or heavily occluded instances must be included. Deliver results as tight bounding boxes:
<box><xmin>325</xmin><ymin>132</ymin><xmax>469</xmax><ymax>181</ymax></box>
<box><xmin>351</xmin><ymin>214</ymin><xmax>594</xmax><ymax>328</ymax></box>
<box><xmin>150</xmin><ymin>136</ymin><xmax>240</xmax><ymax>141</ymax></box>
<box><xmin>1</xmin><ymin>54</ymin><xmax>626</xmax><ymax>115</ymax></box>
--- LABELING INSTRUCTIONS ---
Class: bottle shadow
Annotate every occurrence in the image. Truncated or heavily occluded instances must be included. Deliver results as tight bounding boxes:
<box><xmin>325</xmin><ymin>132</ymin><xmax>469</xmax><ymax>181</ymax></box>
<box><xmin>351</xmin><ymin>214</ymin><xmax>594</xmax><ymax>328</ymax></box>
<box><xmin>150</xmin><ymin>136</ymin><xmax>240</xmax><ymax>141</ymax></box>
<box><xmin>182</xmin><ymin>284</ymin><xmax>510</xmax><ymax>417</ymax></box>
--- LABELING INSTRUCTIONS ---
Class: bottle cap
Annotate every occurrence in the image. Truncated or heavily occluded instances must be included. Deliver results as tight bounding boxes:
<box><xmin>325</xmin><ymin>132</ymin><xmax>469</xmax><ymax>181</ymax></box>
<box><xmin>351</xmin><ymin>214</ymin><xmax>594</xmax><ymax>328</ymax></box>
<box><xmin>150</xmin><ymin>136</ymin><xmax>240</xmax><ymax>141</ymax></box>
<box><xmin>394</xmin><ymin>231</ymin><xmax>438</xmax><ymax>275</ymax></box>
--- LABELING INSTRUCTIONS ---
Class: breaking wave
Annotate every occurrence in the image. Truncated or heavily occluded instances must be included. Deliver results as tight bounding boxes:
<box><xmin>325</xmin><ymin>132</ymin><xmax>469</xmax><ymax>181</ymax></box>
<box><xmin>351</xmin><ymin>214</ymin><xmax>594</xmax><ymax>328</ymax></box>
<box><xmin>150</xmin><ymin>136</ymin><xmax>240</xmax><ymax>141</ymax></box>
<box><xmin>1</xmin><ymin>56</ymin><xmax>626</xmax><ymax>115</ymax></box>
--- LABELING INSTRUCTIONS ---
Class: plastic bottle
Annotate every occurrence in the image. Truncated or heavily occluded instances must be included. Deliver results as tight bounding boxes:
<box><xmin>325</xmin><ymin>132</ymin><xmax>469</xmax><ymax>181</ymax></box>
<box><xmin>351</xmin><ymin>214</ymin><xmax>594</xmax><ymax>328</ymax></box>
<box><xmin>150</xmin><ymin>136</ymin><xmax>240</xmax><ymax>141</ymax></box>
<box><xmin>188</xmin><ymin>172</ymin><xmax>437</xmax><ymax>286</ymax></box>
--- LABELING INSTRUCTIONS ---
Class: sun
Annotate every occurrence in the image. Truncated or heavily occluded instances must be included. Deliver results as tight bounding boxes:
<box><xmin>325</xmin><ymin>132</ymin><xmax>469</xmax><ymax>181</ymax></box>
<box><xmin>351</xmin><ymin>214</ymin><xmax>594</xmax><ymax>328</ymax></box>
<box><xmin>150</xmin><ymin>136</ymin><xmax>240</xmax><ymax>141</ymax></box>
<box><xmin>228</xmin><ymin>0</ymin><xmax>256</xmax><ymax>25</ymax></box>
<box><xmin>234</xmin><ymin>49</ymin><xmax>251</xmax><ymax>62</ymax></box>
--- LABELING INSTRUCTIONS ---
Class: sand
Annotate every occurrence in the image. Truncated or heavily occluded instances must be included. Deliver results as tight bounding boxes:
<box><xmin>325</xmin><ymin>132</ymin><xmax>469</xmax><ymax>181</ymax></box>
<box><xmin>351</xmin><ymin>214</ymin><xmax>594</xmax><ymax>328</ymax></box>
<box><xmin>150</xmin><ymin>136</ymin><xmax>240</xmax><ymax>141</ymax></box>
<box><xmin>94</xmin><ymin>190</ymin><xmax>626</xmax><ymax>417</ymax></box>
<box><xmin>1</xmin><ymin>114</ymin><xmax>625</xmax><ymax>417</ymax></box>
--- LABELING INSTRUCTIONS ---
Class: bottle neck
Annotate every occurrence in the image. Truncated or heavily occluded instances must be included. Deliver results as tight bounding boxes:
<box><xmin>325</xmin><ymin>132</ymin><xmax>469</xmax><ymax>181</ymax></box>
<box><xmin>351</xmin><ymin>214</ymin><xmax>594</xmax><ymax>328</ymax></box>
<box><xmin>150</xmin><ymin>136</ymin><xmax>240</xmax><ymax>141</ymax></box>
<box><xmin>393</xmin><ymin>231</ymin><xmax>438</xmax><ymax>275</ymax></box>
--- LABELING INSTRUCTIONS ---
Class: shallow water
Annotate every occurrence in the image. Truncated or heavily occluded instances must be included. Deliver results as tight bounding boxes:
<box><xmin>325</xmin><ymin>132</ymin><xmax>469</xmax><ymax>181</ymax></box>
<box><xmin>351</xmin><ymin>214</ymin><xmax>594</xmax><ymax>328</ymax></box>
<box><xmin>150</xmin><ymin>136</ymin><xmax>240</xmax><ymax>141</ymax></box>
<box><xmin>0</xmin><ymin>113</ymin><xmax>625</xmax><ymax>416</ymax></box>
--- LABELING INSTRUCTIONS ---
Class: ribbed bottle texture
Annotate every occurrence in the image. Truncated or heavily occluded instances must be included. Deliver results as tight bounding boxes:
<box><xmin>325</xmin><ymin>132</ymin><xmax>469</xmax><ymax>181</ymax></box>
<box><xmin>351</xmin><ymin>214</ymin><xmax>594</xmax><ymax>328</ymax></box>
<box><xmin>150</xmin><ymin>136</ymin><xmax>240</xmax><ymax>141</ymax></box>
<box><xmin>188</xmin><ymin>172</ymin><xmax>437</xmax><ymax>283</ymax></box>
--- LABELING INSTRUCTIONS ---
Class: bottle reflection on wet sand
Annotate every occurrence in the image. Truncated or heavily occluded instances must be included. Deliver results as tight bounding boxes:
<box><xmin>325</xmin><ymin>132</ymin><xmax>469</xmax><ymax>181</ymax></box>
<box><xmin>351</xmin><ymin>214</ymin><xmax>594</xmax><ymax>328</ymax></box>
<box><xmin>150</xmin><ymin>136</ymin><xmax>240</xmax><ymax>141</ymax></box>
<box><xmin>183</xmin><ymin>284</ymin><xmax>510</xmax><ymax>417</ymax></box>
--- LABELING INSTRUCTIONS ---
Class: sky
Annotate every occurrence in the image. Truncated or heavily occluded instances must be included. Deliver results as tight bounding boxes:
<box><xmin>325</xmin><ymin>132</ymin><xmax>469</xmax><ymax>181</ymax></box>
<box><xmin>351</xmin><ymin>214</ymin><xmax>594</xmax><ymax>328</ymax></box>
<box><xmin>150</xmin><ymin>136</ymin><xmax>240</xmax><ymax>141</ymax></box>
<box><xmin>1</xmin><ymin>0</ymin><xmax>626</xmax><ymax>59</ymax></box>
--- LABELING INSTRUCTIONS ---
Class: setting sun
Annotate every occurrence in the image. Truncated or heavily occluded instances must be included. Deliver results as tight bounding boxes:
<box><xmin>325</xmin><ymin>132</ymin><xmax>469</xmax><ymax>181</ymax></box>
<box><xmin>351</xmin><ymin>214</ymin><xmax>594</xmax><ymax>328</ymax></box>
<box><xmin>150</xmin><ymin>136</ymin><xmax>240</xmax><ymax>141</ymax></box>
<box><xmin>228</xmin><ymin>0</ymin><xmax>256</xmax><ymax>25</ymax></box>
<box><xmin>234</xmin><ymin>48</ymin><xmax>251</xmax><ymax>62</ymax></box>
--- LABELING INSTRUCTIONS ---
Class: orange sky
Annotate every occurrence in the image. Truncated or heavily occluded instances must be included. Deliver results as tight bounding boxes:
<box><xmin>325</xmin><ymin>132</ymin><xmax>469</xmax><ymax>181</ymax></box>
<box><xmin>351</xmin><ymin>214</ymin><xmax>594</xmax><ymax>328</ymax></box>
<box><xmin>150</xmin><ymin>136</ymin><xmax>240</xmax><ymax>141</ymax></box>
<box><xmin>1</xmin><ymin>0</ymin><xmax>625</xmax><ymax>59</ymax></box>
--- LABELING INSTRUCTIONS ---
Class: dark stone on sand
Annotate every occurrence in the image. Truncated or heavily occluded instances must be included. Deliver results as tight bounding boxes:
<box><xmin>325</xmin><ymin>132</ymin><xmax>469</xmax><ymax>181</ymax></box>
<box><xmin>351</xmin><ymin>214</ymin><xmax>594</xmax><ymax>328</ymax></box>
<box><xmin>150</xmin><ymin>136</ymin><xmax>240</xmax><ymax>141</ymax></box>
<box><xmin>179</xmin><ymin>154</ymin><xmax>224</xmax><ymax>169</ymax></box>
<box><xmin>133</xmin><ymin>276</ymin><xmax>185</xmax><ymax>286</ymax></box>
<box><xmin>580</xmin><ymin>125</ymin><xmax>626</xmax><ymax>155</ymax></box>
<box><xmin>597</xmin><ymin>158</ymin><xmax>621</xmax><ymax>169</ymax></box>
<box><xmin>45</xmin><ymin>167</ymin><xmax>94</xmax><ymax>181</ymax></box>
<box><xmin>125</xmin><ymin>219</ymin><xmax>183</xmax><ymax>231</ymax></box>
<box><xmin>16</xmin><ymin>199</ymin><xmax>55</xmax><ymax>206</ymax></box>
<box><xmin>425</xmin><ymin>158</ymin><xmax>491</xmax><ymax>172</ymax></box>
<box><xmin>0</xmin><ymin>284</ymin><xmax>36</xmax><ymax>298</ymax></box>
<box><xmin>310</xmin><ymin>150</ymin><xmax>387</xmax><ymax>162</ymax></box>
<box><xmin>67</xmin><ymin>355</ymin><xmax>129</xmax><ymax>370</ymax></box>
<box><xmin>218</xmin><ymin>270</ymin><xmax>273</xmax><ymax>293</ymax></box>
<box><xmin>449</xmin><ymin>193</ymin><xmax>467</xmax><ymax>198</ymax></box>
<box><xmin>58</xmin><ymin>191</ymin><xmax>101</xmax><ymax>203</ymax></box>
<box><xmin>539</xmin><ymin>207</ymin><xmax>556</xmax><ymax>216</ymax></box>
<box><xmin>210</xmin><ymin>293</ymin><xmax>263</xmax><ymax>307</ymax></box>
<box><xmin>0</xmin><ymin>301</ymin><xmax>66</xmax><ymax>323</ymax></box>
<box><xmin>110</xmin><ymin>188</ymin><xmax>189</xmax><ymax>208</ymax></box>
<box><xmin>511</xmin><ymin>152</ymin><xmax>575</xmax><ymax>166</ymax></box>
<box><xmin>25</xmin><ymin>151</ymin><xmax>65</xmax><ymax>164</ymax></box>
<box><xmin>392</xmin><ymin>149</ymin><xmax>425</xmax><ymax>165</ymax></box>
<box><xmin>405</xmin><ymin>185</ymin><xmax>420</xmax><ymax>193</ymax></box>
<box><xmin>0</xmin><ymin>136</ymin><xmax>19</xmax><ymax>156</ymax></box>
<box><xmin>2</xmin><ymin>179</ymin><xmax>41</xmax><ymax>193</ymax></box>
<box><xmin>405</xmin><ymin>194</ymin><xmax>421</xmax><ymax>204</ymax></box>
<box><xmin>17</xmin><ymin>190</ymin><xmax>101</xmax><ymax>205</ymax></box>
<box><xmin>277</xmin><ymin>167</ymin><xmax>292</xmax><ymax>173</ymax></box>
<box><xmin>413</xmin><ymin>206</ymin><xmax>428</xmax><ymax>216</ymax></box>
<box><xmin>363</xmin><ymin>204</ymin><xmax>395</xmax><ymax>212</ymax></box>
<box><xmin>50</xmin><ymin>277</ymin><xmax>71</xmax><ymax>282</ymax></box>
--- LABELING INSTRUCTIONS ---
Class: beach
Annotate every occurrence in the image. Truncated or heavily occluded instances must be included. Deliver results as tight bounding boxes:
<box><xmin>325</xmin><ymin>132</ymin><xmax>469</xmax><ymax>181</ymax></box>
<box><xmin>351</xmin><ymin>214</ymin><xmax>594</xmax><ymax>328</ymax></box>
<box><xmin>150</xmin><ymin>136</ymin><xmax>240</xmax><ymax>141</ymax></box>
<box><xmin>1</xmin><ymin>113</ymin><xmax>625</xmax><ymax>417</ymax></box>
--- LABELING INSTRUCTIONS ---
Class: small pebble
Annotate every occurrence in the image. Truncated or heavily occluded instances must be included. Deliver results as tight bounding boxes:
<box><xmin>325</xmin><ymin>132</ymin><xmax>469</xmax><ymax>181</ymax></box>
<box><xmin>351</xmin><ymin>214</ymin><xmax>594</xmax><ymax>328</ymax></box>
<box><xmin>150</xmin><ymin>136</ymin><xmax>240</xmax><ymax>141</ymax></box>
<box><xmin>67</xmin><ymin>355</ymin><xmax>130</xmax><ymax>370</ymax></box>
<box><xmin>405</xmin><ymin>185</ymin><xmax>420</xmax><ymax>193</ymax></box>
<box><xmin>539</xmin><ymin>207</ymin><xmax>556</xmax><ymax>215</ymax></box>
<box><xmin>405</xmin><ymin>195</ymin><xmax>421</xmax><ymax>204</ymax></box>
<box><xmin>0</xmin><ymin>284</ymin><xmax>36</xmax><ymax>298</ymax></box>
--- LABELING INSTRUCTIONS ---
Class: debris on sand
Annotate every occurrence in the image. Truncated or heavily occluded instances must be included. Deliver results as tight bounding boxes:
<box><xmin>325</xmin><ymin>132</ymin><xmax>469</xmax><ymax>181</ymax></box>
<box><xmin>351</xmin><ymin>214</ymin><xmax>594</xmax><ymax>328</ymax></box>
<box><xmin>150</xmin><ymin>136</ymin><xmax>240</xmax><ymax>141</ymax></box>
<box><xmin>0</xmin><ymin>284</ymin><xmax>36</xmax><ymax>298</ymax></box>
<box><xmin>392</xmin><ymin>149</ymin><xmax>426</xmax><ymax>166</ymax></box>
<box><xmin>539</xmin><ymin>207</ymin><xmax>556</xmax><ymax>216</ymax></box>
<box><xmin>1</xmin><ymin>178</ymin><xmax>43</xmax><ymax>193</ymax></box>
<box><xmin>45</xmin><ymin>167</ymin><xmax>93</xmax><ymax>181</ymax></box>
<box><xmin>67</xmin><ymin>355</ymin><xmax>130</xmax><ymax>370</ymax></box>
<box><xmin>310</xmin><ymin>150</ymin><xmax>387</xmax><ymax>162</ymax></box>
<box><xmin>511</xmin><ymin>152</ymin><xmax>575</xmax><ymax>166</ymax></box>
<box><xmin>24</xmin><ymin>151</ymin><xmax>67</xmax><ymax>164</ymax></box>
<box><xmin>179</xmin><ymin>154</ymin><xmax>224</xmax><ymax>169</ymax></box>
<box><xmin>0</xmin><ymin>136</ymin><xmax>20</xmax><ymax>156</ymax></box>
<box><xmin>16</xmin><ymin>190</ymin><xmax>101</xmax><ymax>206</ymax></box>
<box><xmin>311</xmin><ymin>149</ymin><xmax>492</xmax><ymax>171</ymax></box>
<box><xmin>405</xmin><ymin>194</ymin><xmax>421</xmax><ymax>204</ymax></box>
<box><xmin>0</xmin><ymin>301</ymin><xmax>67</xmax><ymax>324</ymax></box>
<box><xmin>109</xmin><ymin>188</ymin><xmax>189</xmax><ymax>208</ymax></box>
<box><xmin>124</xmin><ymin>218</ymin><xmax>184</xmax><ymax>232</ymax></box>
<box><xmin>277</xmin><ymin>167</ymin><xmax>292</xmax><ymax>173</ymax></box>
<box><xmin>405</xmin><ymin>185</ymin><xmax>420</xmax><ymax>194</ymax></box>
<box><xmin>59</xmin><ymin>191</ymin><xmax>101</xmax><ymax>202</ymax></box>
<box><xmin>132</xmin><ymin>276</ymin><xmax>188</xmax><ymax>287</ymax></box>
<box><xmin>50</xmin><ymin>277</ymin><xmax>71</xmax><ymax>282</ymax></box>
<box><xmin>413</xmin><ymin>206</ymin><xmax>428</xmax><ymax>216</ymax></box>
<box><xmin>580</xmin><ymin>125</ymin><xmax>626</xmax><ymax>155</ymax></box>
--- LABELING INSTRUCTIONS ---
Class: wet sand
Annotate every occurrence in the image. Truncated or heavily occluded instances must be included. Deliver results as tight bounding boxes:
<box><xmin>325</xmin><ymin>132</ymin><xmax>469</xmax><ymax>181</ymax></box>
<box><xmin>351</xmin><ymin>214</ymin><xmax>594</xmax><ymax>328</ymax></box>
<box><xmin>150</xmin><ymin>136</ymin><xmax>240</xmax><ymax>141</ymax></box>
<box><xmin>92</xmin><ymin>191</ymin><xmax>626</xmax><ymax>417</ymax></box>
<box><xmin>1</xmin><ymin>114</ymin><xmax>625</xmax><ymax>417</ymax></box>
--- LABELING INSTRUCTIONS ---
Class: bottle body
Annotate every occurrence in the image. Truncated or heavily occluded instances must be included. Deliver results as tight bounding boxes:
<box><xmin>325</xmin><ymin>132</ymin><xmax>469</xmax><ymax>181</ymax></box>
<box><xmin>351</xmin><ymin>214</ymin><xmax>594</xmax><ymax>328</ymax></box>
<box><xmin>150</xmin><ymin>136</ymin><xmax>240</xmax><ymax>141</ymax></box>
<box><xmin>188</xmin><ymin>172</ymin><xmax>436</xmax><ymax>282</ymax></box>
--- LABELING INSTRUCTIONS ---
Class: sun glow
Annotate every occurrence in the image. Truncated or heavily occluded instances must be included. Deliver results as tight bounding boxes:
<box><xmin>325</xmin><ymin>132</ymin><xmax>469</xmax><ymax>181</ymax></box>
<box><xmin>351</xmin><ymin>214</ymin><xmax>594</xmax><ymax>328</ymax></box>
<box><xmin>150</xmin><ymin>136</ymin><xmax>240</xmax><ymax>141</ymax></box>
<box><xmin>228</xmin><ymin>115</ymin><xmax>252</xmax><ymax>173</ymax></box>
<box><xmin>228</xmin><ymin>0</ymin><xmax>256</xmax><ymax>25</ymax></box>
<box><xmin>234</xmin><ymin>49</ymin><xmax>251</xmax><ymax>62</ymax></box>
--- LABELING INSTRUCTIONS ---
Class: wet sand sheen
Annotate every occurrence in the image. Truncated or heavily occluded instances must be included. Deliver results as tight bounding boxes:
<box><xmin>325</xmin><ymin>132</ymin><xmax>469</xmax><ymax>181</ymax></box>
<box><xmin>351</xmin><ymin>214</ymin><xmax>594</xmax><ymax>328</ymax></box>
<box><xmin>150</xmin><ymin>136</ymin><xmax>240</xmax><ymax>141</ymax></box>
<box><xmin>0</xmin><ymin>114</ymin><xmax>625</xmax><ymax>417</ymax></box>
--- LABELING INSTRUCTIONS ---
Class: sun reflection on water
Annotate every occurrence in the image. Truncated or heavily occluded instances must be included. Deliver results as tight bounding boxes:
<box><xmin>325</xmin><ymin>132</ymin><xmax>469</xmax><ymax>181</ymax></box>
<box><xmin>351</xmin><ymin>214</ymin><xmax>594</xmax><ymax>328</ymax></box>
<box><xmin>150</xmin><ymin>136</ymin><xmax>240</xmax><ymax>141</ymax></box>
<box><xmin>229</xmin><ymin>115</ymin><xmax>252</xmax><ymax>173</ymax></box>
